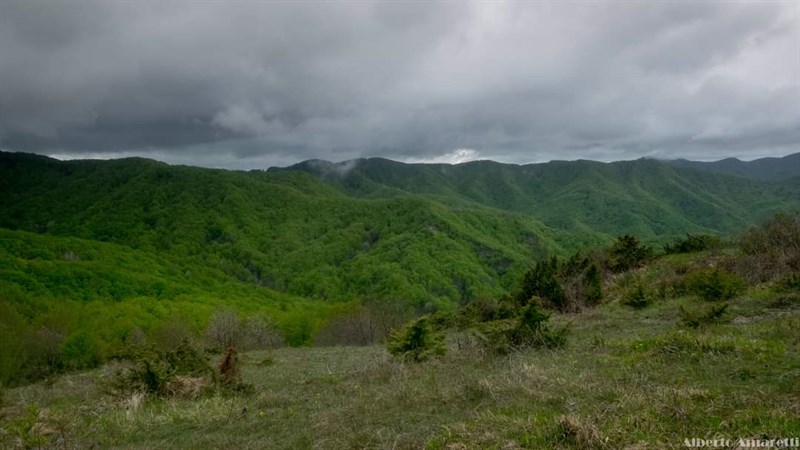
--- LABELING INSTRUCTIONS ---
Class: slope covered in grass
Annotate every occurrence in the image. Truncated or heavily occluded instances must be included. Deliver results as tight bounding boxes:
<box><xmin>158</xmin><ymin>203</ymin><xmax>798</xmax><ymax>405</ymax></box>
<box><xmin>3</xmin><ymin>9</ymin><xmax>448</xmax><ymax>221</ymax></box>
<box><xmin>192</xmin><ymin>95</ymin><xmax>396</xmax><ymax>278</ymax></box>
<box><xmin>2</xmin><ymin>248</ymin><xmax>797</xmax><ymax>449</ymax></box>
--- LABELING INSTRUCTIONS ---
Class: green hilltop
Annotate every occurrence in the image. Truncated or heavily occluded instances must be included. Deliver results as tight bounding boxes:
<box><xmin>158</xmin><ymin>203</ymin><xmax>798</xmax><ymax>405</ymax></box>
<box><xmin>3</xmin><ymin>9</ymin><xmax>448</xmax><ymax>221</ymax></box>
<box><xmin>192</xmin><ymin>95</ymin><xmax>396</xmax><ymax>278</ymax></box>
<box><xmin>0</xmin><ymin>150</ymin><xmax>798</xmax><ymax>383</ymax></box>
<box><xmin>2</xmin><ymin>151</ymin><xmax>798</xmax><ymax>309</ymax></box>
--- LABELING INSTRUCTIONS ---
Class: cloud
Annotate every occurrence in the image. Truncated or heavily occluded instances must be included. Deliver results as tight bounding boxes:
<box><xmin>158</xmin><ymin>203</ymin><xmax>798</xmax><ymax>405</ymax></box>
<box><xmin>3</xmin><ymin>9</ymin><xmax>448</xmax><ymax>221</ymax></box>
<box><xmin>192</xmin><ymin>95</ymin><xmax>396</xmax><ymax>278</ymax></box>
<box><xmin>406</xmin><ymin>149</ymin><xmax>481</xmax><ymax>165</ymax></box>
<box><xmin>0</xmin><ymin>1</ymin><xmax>797</xmax><ymax>168</ymax></box>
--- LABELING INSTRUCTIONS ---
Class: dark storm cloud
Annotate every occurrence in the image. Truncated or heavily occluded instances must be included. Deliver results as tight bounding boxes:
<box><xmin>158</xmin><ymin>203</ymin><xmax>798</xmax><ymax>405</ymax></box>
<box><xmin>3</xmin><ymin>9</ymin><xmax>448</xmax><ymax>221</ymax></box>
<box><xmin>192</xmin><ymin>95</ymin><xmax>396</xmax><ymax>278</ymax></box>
<box><xmin>1</xmin><ymin>1</ymin><xmax>797</xmax><ymax>168</ymax></box>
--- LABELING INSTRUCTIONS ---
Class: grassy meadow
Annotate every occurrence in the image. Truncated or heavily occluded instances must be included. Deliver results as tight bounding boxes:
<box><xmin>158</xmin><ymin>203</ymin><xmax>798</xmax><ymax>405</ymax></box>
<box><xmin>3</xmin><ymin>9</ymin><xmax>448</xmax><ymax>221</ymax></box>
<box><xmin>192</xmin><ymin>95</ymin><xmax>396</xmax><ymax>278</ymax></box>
<box><xmin>2</xmin><ymin>251</ymin><xmax>798</xmax><ymax>449</ymax></box>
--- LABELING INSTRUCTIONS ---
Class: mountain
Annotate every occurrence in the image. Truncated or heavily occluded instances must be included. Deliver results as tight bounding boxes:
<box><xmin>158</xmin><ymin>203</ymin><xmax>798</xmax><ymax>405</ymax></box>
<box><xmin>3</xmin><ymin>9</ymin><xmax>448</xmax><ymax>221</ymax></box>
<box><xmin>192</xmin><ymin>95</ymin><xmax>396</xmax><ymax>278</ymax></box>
<box><xmin>665</xmin><ymin>152</ymin><xmax>800</xmax><ymax>182</ymax></box>
<box><xmin>281</xmin><ymin>156</ymin><xmax>800</xmax><ymax>239</ymax></box>
<box><xmin>0</xmin><ymin>152</ymin><xmax>567</xmax><ymax>311</ymax></box>
<box><xmin>1</xmin><ymin>149</ymin><xmax>798</xmax><ymax>378</ymax></box>
<box><xmin>3</xmin><ymin>152</ymin><xmax>798</xmax><ymax>310</ymax></box>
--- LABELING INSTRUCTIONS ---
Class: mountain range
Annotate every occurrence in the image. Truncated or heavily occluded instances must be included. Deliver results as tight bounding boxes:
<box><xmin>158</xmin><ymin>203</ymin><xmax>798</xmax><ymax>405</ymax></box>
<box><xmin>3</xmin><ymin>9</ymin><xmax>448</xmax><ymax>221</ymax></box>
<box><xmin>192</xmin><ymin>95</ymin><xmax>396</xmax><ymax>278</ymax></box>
<box><xmin>1</xmin><ymin>150</ymin><xmax>798</xmax><ymax>343</ymax></box>
<box><xmin>0</xmin><ymin>153</ymin><xmax>800</xmax><ymax>304</ymax></box>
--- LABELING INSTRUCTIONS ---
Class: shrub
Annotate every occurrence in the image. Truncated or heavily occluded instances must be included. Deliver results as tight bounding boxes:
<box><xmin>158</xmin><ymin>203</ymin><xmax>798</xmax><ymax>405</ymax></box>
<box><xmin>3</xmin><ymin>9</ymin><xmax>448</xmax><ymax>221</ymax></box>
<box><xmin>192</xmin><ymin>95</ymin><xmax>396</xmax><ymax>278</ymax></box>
<box><xmin>206</xmin><ymin>308</ymin><xmax>242</xmax><ymax>350</ymax></box>
<box><xmin>60</xmin><ymin>331</ymin><xmax>102</xmax><ymax>370</ymax></box>
<box><xmin>664</xmin><ymin>234</ymin><xmax>722</xmax><ymax>254</ymax></box>
<box><xmin>731</xmin><ymin>213</ymin><xmax>800</xmax><ymax>282</ymax></box>
<box><xmin>776</xmin><ymin>273</ymin><xmax>800</xmax><ymax>293</ymax></box>
<box><xmin>242</xmin><ymin>316</ymin><xmax>284</xmax><ymax>350</ymax></box>
<box><xmin>687</xmin><ymin>268</ymin><xmax>745</xmax><ymax>301</ymax></box>
<box><xmin>584</xmin><ymin>264</ymin><xmax>603</xmax><ymax>304</ymax></box>
<box><xmin>314</xmin><ymin>306</ymin><xmax>378</xmax><ymax>346</ymax></box>
<box><xmin>622</xmin><ymin>284</ymin><xmax>651</xmax><ymax>309</ymax></box>
<box><xmin>108</xmin><ymin>339</ymin><xmax>214</xmax><ymax>397</ymax></box>
<box><xmin>218</xmin><ymin>346</ymin><xmax>239</xmax><ymax>385</ymax></box>
<box><xmin>454</xmin><ymin>297</ymin><xmax>518</xmax><ymax>329</ymax></box>
<box><xmin>510</xmin><ymin>300</ymin><xmax>567</xmax><ymax>349</ymax></box>
<box><xmin>517</xmin><ymin>257</ymin><xmax>567</xmax><ymax>310</ymax></box>
<box><xmin>608</xmin><ymin>235</ymin><xmax>652</xmax><ymax>273</ymax></box>
<box><xmin>459</xmin><ymin>297</ymin><xmax>568</xmax><ymax>354</ymax></box>
<box><xmin>386</xmin><ymin>317</ymin><xmax>445</xmax><ymax>362</ymax></box>
<box><xmin>469</xmin><ymin>320</ymin><xmax>515</xmax><ymax>355</ymax></box>
<box><xmin>679</xmin><ymin>303</ymin><xmax>729</xmax><ymax>328</ymax></box>
<box><xmin>739</xmin><ymin>212</ymin><xmax>800</xmax><ymax>259</ymax></box>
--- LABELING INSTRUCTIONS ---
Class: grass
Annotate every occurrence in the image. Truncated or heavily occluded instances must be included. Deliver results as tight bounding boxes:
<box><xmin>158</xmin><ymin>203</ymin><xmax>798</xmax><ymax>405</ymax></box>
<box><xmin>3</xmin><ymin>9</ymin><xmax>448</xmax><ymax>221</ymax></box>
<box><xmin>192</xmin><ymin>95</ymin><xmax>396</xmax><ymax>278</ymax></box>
<box><xmin>2</xmin><ymin>282</ymin><xmax>798</xmax><ymax>449</ymax></box>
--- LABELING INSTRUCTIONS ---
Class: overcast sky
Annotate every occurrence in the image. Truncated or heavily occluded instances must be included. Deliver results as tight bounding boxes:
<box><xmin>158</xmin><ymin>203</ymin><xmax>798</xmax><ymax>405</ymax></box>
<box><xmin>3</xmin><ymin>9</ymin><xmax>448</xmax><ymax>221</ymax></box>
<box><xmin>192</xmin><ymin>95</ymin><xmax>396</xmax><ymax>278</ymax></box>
<box><xmin>1</xmin><ymin>1</ymin><xmax>798</xmax><ymax>169</ymax></box>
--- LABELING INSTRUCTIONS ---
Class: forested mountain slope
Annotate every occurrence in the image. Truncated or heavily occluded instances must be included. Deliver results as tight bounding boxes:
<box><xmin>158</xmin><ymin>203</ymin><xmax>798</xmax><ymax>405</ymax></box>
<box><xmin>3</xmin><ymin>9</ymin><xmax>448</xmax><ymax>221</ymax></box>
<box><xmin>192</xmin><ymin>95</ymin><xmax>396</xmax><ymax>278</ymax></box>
<box><xmin>284</xmin><ymin>156</ymin><xmax>800</xmax><ymax>238</ymax></box>
<box><xmin>3</xmin><ymin>151</ymin><xmax>798</xmax><ymax>310</ymax></box>
<box><xmin>666</xmin><ymin>152</ymin><xmax>800</xmax><ymax>182</ymax></box>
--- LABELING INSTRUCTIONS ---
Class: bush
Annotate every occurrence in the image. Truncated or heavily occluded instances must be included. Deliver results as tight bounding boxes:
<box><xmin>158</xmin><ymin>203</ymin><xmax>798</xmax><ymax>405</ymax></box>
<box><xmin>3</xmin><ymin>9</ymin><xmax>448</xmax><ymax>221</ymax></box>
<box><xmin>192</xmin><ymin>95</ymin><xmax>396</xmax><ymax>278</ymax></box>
<box><xmin>386</xmin><ymin>317</ymin><xmax>445</xmax><ymax>362</ymax></box>
<box><xmin>108</xmin><ymin>339</ymin><xmax>214</xmax><ymax>397</ymax></box>
<box><xmin>664</xmin><ymin>234</ymin><xmax>722</xmax><ymax>254</ymax></box>
<box><xmin>679</xmin><ymin>303</ymin><xmax>729</xmax><ymax>328</ymax></box>
<box><xmin>622</xmin><ymin>284</ymin><xmax>651</xmax><ymax>309</ymax></box>
<box><xmin>608</xmin><ymin>235</ymin><xmax>652</xmax><ymax>273</ymax></box>
<box><xmin>60</xmin><ymin>331</ymin><xmax>102</xmax><ymax>370</ymax></box>
<box><xmin>731</xmin><ymin>213</ymin><xmax>800</xmax><ymax>282</ymax></box>
<box><xmin>467</xmin><ymin>299</ymin><xmax>568</xmax><ymax>354</ymax></box>
<box><xmin>776</xmin><ymin>273</ymin><xmax>800</xmax><ymax>293</ymax></box>
<box><xmin>205</xmin><ymin>308</ymin><xmax>242</xmax><ymax>350</ymax></box>
<box><xmin>739</xmin><ymin>212</ymin><xmax>800</xmax><ymax>259</ymax></box>
<box><xmin>517</xmin><ymin>257</ymin><xmax>567</xmax><ymax>310</ymax></box>
<box><xmin>314</xmin><ymin>306</ymin><xmax>379</xmax><ymax>346</ymax></box>
<box><xmin>687</xmin><ymin>268</ymin><xmax>745</xmax><ymax>301</ymax></box>
<box><xmin>454</xmin><ymin>297</ymin><xmax>518</xmax><ymax>329</ymax></box>
<box><xmin>584</xmin><ymin>264</ymin><xmax>603</xmax><ymax>304</ymax></box>
<box><xmin>510</xmin><ymin>300</ymin><xmax>567</xmax><ymax>349</ymax></box>
<box><xmin>218</xmin><ymin>346</ymin><xmax>240</xmax><ymax>385</ymax></box>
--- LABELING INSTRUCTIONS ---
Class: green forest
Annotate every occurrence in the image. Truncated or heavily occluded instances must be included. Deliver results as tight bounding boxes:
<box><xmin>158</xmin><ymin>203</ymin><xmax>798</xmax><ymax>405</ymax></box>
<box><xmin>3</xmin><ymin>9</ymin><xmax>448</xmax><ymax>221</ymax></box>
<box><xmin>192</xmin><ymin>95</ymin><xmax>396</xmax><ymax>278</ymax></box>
<box><xmin>1</xmin><ymin>151</ymin><xmax>799</xmax><ymax>448</ymax></box>
<box><xmin>1</xmin><ymin>151</ymin><xmax>799</xmax><ymax>383</ymax></box>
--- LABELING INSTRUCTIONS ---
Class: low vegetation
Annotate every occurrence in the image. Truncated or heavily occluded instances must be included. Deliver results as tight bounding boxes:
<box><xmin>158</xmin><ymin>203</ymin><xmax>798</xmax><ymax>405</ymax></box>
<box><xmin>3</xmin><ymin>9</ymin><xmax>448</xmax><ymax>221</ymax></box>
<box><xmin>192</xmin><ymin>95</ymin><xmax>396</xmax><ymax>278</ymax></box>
<box><xmin>1</xmin><ymin>213</ymin><xmax>797</xmax><ymax>448</ymax></box>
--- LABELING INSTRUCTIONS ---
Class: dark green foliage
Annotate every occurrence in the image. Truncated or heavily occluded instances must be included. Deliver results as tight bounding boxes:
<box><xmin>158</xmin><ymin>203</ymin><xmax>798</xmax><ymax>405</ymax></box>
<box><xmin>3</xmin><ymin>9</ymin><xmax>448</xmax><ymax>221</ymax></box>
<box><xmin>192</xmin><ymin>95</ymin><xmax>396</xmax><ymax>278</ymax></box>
<box><xmin>622</xmin><ymin>284</ymin><xmax>651</xmax><ymax>309</ymax></box>
<box><xmin>457</xmin><ymin>296</ymin><xmax>567</xmax><ymax>354</ymax></box>
<box><xmin>687</xmin><ymin>268</ymin><xmax>745</xmax><ymax>302</ymax></box>
<box><xmin>110</xmin><ymin>340</ymin><xmax>214</xmax><ymax>397</ymax></box>
<box><xmin>510</xmin><ymin>300</ymin><xmax>567</xmax><ymax>349</ymax></box>
<box><xmin>609</xmin><ymin>235</ymin><xmax>652</xmax><ymax>273</ymax></box>
<box><xmin>517</xmin><ymin>257</ymin><xmax>567</xmax><ymax>310</ymax></box>
<box><xmin>454</xmin><ymin>297</ymin><xmax>519</xmax><ymax>328</ymax></box>
<box><xmin>386</xmin><ymin>317</ymin><xmax>445</xmax><ymax>362</ymax></box>
<box><xmin>679</xmin><ymin>303</ymin><xmax>729</xmax><ymax>328</ymax></box>
<box><xmin>663</xmin><ymin>234</ymin><xmax>722</xmax><ymax>254</ymax></box>
<box><xmin>584</xmin><ymin>264</ymin><xmax>603</xmax><ymax>304</ymax></box>
<box><xmin>60</xmin><ymin>331</ymin><xmax>102</xmax><ymax>370</ymax></box>
<box><xmin>776</xmin><ymin>273</ymin><xmax>800</xmax><ymax>293</ymax></box>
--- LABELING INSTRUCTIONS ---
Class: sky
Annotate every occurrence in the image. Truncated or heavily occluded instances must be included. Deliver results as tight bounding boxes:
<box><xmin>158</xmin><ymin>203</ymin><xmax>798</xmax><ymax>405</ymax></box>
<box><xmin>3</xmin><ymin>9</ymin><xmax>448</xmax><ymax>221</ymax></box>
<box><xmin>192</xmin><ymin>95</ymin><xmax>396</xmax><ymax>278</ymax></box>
<box><xmin>1</xmin><ymin>1</ymin><xmax>798</xmax><ymax>169</ymax></box>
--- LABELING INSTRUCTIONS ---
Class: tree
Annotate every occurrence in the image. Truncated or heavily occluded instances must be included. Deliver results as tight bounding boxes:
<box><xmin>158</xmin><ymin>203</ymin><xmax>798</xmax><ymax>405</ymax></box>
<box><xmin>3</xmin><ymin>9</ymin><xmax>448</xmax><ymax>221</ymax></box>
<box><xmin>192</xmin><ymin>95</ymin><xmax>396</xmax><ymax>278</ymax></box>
<box><xmin>516</xmin><ymin>257</ymin><xmax>567</xmax><ymax>310</ymax></box>
<box><xmin>609</xmin><ymin>235</ymin><xmax>652</xmax><ymax>273</ymax></box>
<box><xmin>387</xmin><ymin>317</ymin><xmax>445</xmax><ymax>361</ymax></box>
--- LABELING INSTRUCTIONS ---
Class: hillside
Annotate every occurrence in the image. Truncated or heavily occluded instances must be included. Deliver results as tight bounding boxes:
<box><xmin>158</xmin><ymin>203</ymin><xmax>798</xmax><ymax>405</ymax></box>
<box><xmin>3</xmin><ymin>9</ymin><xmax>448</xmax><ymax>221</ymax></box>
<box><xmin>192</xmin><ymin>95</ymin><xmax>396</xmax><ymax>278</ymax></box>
<box><xmin>1</xmin><ymin>151</ymin><xmax>798</xmax><ymax>374</ymax></box>
<box><xmin>0</xmin><ymin>152</ymin><xmax>568</xmax><ymax>307</ymax></box>
<box><xmin>2</xmin><ymin>238</ymin><xmax>798</xmax><ymax>448</ymax></box>
<box><xmin>283</xmin><ymin>156</ymin><xmax>800</xmax><ymax>237</ymax></box>
<box><xmin>2</xmin><ymin>151</ymin><xmax>798</xmax><ymax>311</ymax></box>
<box><xmin>666</xmin><ymin>152</ymin><xmax>800</xmax><ymax>182</ymax></box>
